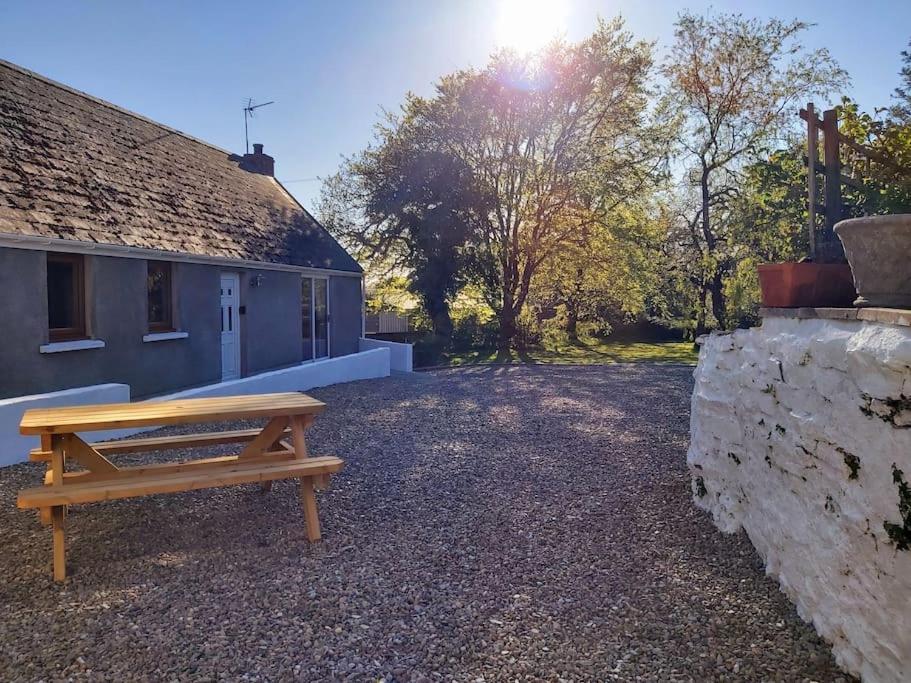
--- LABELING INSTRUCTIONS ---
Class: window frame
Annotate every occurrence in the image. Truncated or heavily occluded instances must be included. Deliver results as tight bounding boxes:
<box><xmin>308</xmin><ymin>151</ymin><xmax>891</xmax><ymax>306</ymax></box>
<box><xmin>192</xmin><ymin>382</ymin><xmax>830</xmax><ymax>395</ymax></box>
<box><xmin>47</xmin><ymin>252</ymin><xmax>86</xmax><ymax>342</ymax></box>
<box><xmin>147</xmin><ymin>261</ymin><xmax>174</xmax><ymax>333</ymax></box>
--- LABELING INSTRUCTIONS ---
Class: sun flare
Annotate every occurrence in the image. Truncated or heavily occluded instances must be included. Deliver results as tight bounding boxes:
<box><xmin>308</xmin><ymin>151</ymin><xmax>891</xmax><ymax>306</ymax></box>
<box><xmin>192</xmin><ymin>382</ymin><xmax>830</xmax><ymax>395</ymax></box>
<box><xmin>496</xmin><ymin>0</ymin><xmax>568</xmax><ymax>54</ymax></box>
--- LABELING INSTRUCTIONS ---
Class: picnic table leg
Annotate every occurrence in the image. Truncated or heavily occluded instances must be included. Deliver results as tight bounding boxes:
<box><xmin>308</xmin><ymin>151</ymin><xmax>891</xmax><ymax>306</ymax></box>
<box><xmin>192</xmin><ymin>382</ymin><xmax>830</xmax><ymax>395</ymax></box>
<box><xmin>290</xmin><ymin>416</ymin><xmax>321</xmax><ymax>542</ymax></box>
<box><xmin>259</xmin><ymin>431</ymin><xmax>290</xmax><ymax>493</ymax></box>
<box><xmin>38</xmin><ymin>434</ymin><xmax>53</xmax><ymax>526</ymax></box>
<box><xmin>52</xmin><ymin>506</ymin><xmax>66</xmax><ymax>582</ymax></box>
<box><xmin>299</xmin><ymin>477</ymin><xmax>321</xmax><ymax>542</ymax></box>
<box><xmin>49</xmin><ymin>434</ymin><xmax>68</xmax><ymax>581</ymax></box>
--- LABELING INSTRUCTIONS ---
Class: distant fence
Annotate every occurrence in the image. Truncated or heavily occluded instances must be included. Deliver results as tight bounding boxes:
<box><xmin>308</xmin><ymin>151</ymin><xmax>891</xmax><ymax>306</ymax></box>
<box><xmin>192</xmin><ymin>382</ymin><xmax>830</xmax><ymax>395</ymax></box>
<box><xmin>365</xmin><ymin>312</ymin><xmax>410</xmax><ymax>335</ymax></box>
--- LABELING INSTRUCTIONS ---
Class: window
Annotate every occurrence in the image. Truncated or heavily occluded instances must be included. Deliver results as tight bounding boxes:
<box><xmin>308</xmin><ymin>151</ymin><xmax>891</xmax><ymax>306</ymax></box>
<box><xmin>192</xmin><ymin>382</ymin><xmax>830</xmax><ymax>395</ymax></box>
<box><xmin>47</xmin><ymin>253</ymin><xmax>86</xmax><ymax>341</ymax></box>
<box><xmin>147</xmin><ymin>261</ymin><xmax>173</xmax><ymax>332</ymax></box>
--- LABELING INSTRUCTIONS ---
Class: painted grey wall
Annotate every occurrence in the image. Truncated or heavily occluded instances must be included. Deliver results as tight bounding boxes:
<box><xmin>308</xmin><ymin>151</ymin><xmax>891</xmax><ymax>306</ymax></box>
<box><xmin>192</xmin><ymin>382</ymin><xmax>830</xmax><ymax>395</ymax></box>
<box><xmin>241</xmin><ymin>268</ymin><xmax>303</xmax><ymax>375</ymax></box>
<box><xmin>330</xmin><ymin>275</ymin><xmax>363</xmax><ymax>357</ymax></box>
<box><xmin>0</xmin><ymin>249</ymin><xmax>221</xmax><ymax>399</ymax></box>
<box><xmin>0</xmin><ymin>246</ymin><xmax>364</xmax><ymax>399</ymax></box>
<box><xmin>132</xmin><ymin>262</ymin><xmax>221</xmax><ymax>397</ymax></box>
<box><xmin>1</xmin><ymin>248</ymin><xmax>48</xmax><ymax>398</ymax></box>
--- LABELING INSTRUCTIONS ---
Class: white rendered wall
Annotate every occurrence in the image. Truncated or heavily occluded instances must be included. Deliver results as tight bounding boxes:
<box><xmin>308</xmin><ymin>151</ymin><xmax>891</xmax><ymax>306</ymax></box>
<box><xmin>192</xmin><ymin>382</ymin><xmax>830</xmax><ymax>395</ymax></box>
<box><xmin>689</xmin><ymin>316</ymin><xmax>911</xmax><ymax>682</ymax></box>
<box><xmin>0</xmin><ymin>383</ymin><xmax>133</xmax><ymax>467</ymax></box>
<box><xmin>0</xmin><ymin>348</ymin><xmax>391</xmax><ymax>466</ymax></box>
<box><xmin>157</xmin><ymin>347</ymin><xmax>391</xmax><ymax>400</ymax></box>
<box><xmin>359</xmin><ymin>337</ymin><xmax>413</xmax><ymax>372</ymax></box>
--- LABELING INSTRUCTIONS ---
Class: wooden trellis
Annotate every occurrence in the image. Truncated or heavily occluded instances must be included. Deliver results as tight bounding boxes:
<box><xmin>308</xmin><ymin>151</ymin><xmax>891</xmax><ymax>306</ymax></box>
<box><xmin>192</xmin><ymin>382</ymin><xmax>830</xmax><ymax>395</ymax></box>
<box><xmin>800</xmin><ymin>104</ymin><xmax>846</xmax><ymax>262</ymax></box>
<box><xmin>801</xmin><ymin>103</ymin><xmax>911</xmax><ymax>262</ymax></box>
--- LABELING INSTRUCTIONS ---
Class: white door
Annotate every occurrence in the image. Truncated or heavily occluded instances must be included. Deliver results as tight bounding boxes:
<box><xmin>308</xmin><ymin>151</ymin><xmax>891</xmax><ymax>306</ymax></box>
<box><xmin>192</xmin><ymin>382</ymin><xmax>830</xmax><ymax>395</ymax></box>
<box><xmin>220</xmin><ymin>273</ymin><xmax>241</xmax><ymax>380</ymax></box>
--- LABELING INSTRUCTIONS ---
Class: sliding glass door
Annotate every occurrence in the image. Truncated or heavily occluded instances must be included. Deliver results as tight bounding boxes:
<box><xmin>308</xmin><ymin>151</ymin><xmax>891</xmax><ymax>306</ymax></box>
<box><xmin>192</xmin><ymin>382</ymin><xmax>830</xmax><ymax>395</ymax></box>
<box><xmin>301</xmin><ymin>278</ymin><xmax>313</xmax><ymax>361</ymax></box>
<box><xmin>313</xmin><ymin>278</ymin><xmax>329</xmax><ymax>359</ymax></box>
<box><xmin>301</xmin><ymin>276</ymin><xmax>329</xmax><ymax>361</ymax></box>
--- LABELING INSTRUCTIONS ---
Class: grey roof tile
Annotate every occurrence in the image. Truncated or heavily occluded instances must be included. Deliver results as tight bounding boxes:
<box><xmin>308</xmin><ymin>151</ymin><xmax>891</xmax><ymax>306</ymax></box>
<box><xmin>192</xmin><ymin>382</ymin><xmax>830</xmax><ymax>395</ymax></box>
<box><xmin>0</xmin><ymin>60</ymin><xmax>361</xmax><ymax>273</ymax></box>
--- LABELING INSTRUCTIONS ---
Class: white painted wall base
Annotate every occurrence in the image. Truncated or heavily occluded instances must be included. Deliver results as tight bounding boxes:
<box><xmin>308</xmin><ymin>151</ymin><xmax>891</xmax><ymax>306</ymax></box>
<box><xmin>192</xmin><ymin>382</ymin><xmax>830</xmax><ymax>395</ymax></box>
<box><xmin>0</xmin><ymin>348</ymin><xmax>392</xmax><ymax>467</ymax></box>
<box><xmin>0</xmin><ymin>384</ymin><xmax>133</xmax><ymax>467</ymax></box>
<box><xmin>156</xmin><ymin>347</ymin><xmax>390</xmax><ymax>401</ymax></box>
<box><xmin>689</xmin><ymin>316</ymin><xmax>911</xmax><ymax>682</ymax></box>
<box><xmin>359</xmin><ymin>337</ymin><xmax>412</xmax><ymax>372</ymax></box>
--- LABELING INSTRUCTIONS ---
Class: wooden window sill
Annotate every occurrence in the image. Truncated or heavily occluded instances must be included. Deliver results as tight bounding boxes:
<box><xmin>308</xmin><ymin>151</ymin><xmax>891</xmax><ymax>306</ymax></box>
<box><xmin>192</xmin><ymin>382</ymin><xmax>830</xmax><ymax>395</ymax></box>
<box><xmin>39</xmin><ymin>339</ymin><xmax>106</xmax><ymax>354</ymax></box>
<box><xmin>142</xmin><ymin>331</ymin><xmax>189</xmax><ymax>343</ymax></box>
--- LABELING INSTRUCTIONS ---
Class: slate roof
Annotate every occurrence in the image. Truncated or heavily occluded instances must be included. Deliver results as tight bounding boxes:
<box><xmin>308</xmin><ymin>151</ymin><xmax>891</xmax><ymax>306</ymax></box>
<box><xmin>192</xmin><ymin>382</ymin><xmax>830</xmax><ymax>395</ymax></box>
<box><xmin>0</xmin><ymin>60</ymin><xmax>361</xmax><ymax>273</ymax></box>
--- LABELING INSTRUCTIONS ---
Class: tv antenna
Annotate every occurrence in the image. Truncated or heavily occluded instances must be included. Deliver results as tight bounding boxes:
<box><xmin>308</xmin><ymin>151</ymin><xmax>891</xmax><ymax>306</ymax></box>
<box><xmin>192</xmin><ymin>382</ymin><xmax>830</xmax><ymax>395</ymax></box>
<box><xmin>243</xmin><ymin>98</ymin><xmax>274</xmax><ymax>154</ymax></box>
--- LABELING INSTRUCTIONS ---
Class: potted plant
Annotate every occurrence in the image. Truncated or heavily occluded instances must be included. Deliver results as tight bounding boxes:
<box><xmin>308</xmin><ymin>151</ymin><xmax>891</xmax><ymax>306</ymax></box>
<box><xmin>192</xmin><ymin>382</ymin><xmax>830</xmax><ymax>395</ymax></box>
<box><xmin>756</xmin><ymin>217</ymin><xmax>856</xmax><ymax>308</ymax></box>
<box><xmin>756</xmin><ymin>103</ymin><xmax>857</xmax><ymax>309</ymax></box>
<box><xmin>835</xmin><ymin>214</ymin><xmax>911</xmax><ymax>308</ymax></box>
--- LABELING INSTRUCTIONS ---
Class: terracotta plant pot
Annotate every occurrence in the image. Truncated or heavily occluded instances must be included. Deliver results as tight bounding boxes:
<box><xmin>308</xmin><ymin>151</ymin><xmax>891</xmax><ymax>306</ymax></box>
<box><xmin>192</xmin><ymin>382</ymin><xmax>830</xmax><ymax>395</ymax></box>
<box><xmin>835</xmin><ymin>214</ymin><xmax>911</xmax><ymax>308</ymax></box>
<box><xmin>757</xmin><ymin>262</ymin><xmax>856</xmax><ymax>308</ymax></box>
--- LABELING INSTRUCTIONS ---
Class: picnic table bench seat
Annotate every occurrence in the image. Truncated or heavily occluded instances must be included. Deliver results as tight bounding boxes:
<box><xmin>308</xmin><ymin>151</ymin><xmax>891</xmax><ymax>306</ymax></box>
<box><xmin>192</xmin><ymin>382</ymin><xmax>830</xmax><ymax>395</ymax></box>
<box><xmin>28</xmin><ymin>427</ymin><xmax>289</xmax><ymax>461</ymax></box>
<box><xmin>15</xmin><ymin>392</ymin><xmax>343</xmax><ymax>582</ymax></box>
<box><xmin>18</xmin><ymin>455</ymin><xmax>343</xmax><ymax>507</ymax></box>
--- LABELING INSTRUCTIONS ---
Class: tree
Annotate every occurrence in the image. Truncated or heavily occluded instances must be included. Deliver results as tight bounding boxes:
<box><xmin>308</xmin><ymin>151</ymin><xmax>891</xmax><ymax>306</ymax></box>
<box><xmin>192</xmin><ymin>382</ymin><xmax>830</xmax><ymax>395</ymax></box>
<box><xmin>663</xmin><ymin>12</ymin><xmax>847</xmax><ymax>331</ymax></box>
<box><xmin>723</xmin><ymin>143</ymin><xmax>811</xmax><ymax>326</ymax></box>
<box><xmin>891</xmin><ymin>39</ymin><xmax>911</xmax><ymax>124</ymax></box>
<box><xmin>320</xmin><ymin>120</ymin><xmax>487</xmax><ymax>339</ymax></box>
<box><xmin>529</xmin><ymin>202</ymin><xmax>662</xmax><ymax>340</ymax></box>
<box><xmin>385</xmin><ymin>19</ymin><xmax>661</xmax><ymax>350</ymax></box>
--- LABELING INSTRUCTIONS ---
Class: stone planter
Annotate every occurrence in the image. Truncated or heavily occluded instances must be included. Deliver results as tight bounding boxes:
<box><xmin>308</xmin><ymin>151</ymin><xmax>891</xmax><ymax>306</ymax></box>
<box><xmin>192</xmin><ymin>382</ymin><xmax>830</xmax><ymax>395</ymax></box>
<box><xmin>757</xmin><ymin>262</ymin><xmax>855</xmax><ymax>308</ymax></box>
<box><xmin>835</xmin><ymin>214</ymin><xmax>911</xmax><ymax>308</ymax></box>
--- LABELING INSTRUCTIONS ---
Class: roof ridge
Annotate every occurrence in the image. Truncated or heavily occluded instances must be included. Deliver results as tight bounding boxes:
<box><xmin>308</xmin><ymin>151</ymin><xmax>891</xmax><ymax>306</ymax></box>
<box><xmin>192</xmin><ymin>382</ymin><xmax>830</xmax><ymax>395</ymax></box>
<box><xmin>0</xmin><ymin>58</ymin><xmax>237</xmax><ymax>159</ymax></box>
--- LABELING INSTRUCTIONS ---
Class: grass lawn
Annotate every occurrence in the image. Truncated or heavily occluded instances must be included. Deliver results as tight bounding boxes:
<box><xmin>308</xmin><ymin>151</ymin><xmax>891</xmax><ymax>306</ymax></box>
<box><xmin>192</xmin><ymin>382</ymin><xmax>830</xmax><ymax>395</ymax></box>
<box><xmin>435</xmin><ymin>338</ymin><xmax>699</xmax><ymax>367</ymax></box>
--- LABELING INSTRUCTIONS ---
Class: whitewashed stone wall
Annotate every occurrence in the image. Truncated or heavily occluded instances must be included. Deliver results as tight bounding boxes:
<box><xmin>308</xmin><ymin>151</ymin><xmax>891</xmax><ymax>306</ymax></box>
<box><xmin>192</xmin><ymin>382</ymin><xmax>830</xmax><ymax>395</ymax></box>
<box><xmin>689</xmin><ymin>315</ymin><xmax>911</xmax><ymax>682</ymax></box>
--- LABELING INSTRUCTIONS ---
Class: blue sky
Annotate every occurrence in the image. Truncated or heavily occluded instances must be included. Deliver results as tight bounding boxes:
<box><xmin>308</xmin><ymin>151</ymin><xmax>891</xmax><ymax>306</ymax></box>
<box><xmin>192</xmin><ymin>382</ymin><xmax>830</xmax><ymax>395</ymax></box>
<box><xmin>2</xmin><ymin>0</ymin><xmax>909</xmax><ymax>209</ymax></box>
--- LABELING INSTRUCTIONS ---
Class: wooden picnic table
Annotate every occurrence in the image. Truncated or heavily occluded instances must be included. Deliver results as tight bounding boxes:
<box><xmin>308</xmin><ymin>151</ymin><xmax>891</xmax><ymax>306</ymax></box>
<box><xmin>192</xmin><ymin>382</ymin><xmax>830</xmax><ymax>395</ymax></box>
<box><xmin>16</xmin><ymin>392</ymin><xmax>344</xmax><ymax>582</ymax></box>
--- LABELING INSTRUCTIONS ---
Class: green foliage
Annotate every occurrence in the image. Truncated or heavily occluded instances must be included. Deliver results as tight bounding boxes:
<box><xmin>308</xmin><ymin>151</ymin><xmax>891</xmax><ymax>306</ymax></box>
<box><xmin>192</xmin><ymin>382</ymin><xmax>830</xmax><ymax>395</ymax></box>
<box><xmin>439</xmin><ymin>338</ymin><xmax>699</xmax><ymax>367</ymax></box>
<box><xmin>838</xmin><ymin>98</ymin><xmax>911</xmax><ymax>216</ymax></box>
<box><xmin>733</xmin><ymin>146</ymin><xmax>811</xmax><ymax>262</ymax></box>
<box><xmin>662</xmin><ymin>11</ymin><xmax>847</xmax><ymax>331</ymax></box>
<box><xmin>366</xmin><ymin>275</ymin><xmax>417</xmax><ymax>314</ymax></box>
<box><xmin>723</xmin><ymin>256</ymin><xmax>762</xmax><ymax>328</ymax></box>
<box><xmin>528</xmin><ymin>201</ymin><xmax>664</xmax><ymax>339</ymax></box>
<box><xmin>432</xmin><ymin>20</ymin><xmax>661</xmax><ymax>349</ymax></box>
<box><xmin>448</xmin><ymin>286</ymin><xmax>498</xmax><ymax>349</ymax></box>
<box><xmin>411</xmin><ymin>334</ymin><xmax>449</xmax><ymax>368</ymax></box>
<box><xmin>449</xmin><ymin>312</ymin><xmax>499</xmax><ymax>350</ymax></box>
<box><xmin>320</xmin><ymin>119</ymin><xmax>487</xmax><ymax>339</ymax></box>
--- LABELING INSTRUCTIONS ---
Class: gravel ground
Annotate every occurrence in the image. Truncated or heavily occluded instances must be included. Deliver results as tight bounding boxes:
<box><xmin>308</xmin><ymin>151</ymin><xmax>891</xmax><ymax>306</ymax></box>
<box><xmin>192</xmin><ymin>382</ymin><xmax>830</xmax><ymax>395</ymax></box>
<box><xmin>0</xmin><ymin>365</ymin><xmax>851</xmax><ymax>682</ymax></box>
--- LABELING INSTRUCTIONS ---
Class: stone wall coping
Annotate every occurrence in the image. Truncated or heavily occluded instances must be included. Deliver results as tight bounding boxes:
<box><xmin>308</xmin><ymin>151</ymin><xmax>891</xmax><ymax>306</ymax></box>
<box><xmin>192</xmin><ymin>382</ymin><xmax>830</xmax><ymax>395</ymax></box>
<box><xmin>760</xmin><ymin>306</ymin><xmax>911</xmax><ymax>328</ymax></box>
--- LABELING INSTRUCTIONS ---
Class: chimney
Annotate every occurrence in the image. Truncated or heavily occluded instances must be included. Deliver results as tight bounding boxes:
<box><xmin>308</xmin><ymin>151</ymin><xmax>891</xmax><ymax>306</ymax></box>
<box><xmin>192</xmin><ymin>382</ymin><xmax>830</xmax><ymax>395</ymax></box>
<box><xmin>241</xmin><ymin>143</ymin><xmax>274</xmax><ymax>176</ymax></box>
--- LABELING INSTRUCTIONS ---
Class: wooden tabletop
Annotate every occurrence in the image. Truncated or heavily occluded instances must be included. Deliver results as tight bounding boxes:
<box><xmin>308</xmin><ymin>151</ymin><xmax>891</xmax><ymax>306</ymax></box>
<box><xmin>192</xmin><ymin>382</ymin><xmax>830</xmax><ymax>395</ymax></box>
<box><xmin>19</xmin><ymin>392</ymin><xmax>326</xmax><ymax>435</ymax></box>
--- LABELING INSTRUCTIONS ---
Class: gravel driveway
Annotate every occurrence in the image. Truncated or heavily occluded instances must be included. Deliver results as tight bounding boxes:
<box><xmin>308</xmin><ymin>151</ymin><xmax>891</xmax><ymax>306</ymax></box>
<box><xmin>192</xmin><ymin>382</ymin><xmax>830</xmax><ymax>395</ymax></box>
<box><xmin>0</xmin><ymin>365</ymin><xmax>849</xmax><ymax>681</ymax></box>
